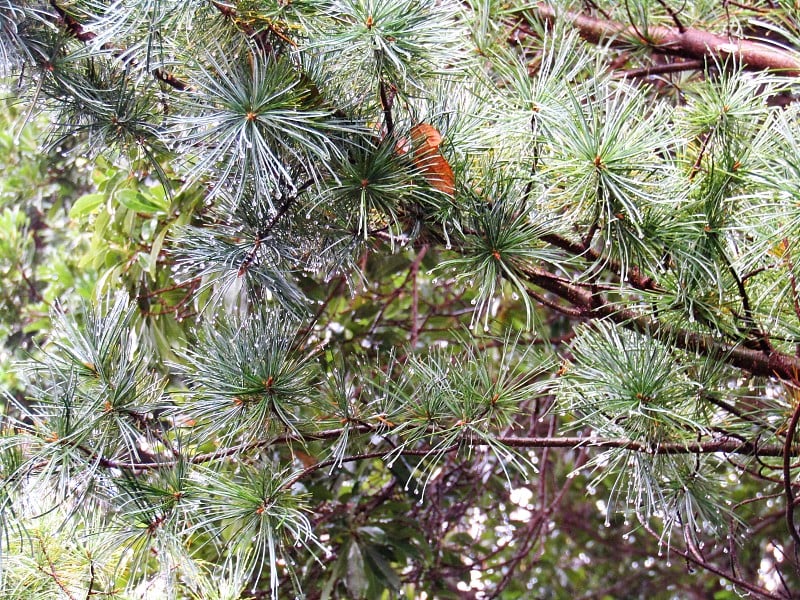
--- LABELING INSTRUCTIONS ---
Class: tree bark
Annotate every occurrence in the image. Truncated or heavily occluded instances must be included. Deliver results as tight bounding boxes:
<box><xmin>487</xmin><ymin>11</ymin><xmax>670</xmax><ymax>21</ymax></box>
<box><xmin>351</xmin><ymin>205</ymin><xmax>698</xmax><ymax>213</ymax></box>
<box><xmin>524</xmin><ymin>3</ymin><xmax>800</xmax><ymax>76</ymax></box>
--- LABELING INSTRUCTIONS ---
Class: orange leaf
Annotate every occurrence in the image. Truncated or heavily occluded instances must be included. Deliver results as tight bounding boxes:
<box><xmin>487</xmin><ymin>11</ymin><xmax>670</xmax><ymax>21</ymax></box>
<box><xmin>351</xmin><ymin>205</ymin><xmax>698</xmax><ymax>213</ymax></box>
<box><xmin>403</xmin><ymin>123</ymin><xmax>455</xmax><ymax>197</ymax></box>
<box><xmin>416</xmin><ymin>152</ymin><xmax>455</xmax><ymax>196</ymax></box>
<box><xmin>410</xmin><ymin>123</ymin><xmax>443</xmax><ymax>150</ymax></box>
<box><xmin>293</xmin><ymin>449</ymin><xmax>318</xmax><ymax>468</ymax></box>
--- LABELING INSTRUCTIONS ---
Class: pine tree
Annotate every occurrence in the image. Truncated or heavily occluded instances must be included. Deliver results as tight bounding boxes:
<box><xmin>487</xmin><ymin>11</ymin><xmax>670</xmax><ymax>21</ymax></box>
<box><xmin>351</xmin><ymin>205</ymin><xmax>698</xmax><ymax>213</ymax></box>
<box><xmin>3</xmin><ymin>0</ymin><xmax>800</xmax><ymax>598</ymax></box>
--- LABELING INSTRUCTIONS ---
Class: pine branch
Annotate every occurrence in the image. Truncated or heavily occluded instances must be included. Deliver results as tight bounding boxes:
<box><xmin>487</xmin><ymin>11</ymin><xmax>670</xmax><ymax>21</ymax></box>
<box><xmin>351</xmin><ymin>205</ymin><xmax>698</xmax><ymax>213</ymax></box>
<box><xmin>524</xmin><ymin>3</ymin><xmax>800</xmax><ymax>75</ymax></box>
<box><xmin>540</xmin><ymin>232</ymin><xmax>658</xmax><ymax>291</ymax></box>
<box><xmin>517</xmin><ymin>264</ymin><xmax>800</xmax><ymax>380</ymax></box>
<box><xmin>379</xmin><ymin>80</ymin><xmax>396</xmax><ymax>136</ymax></box>
<box><xmin>48</xmin><ymin>0</ymin><xmax>189</xmax><ymax>91</ymax></box>
<box><xmin>614</xmin><ymin>58</ymin><xmax>705</xmax><ymax>78</ymax></box>
<box><xmin>783</xmin><ymin>395</ymin><xmax>800</xmax><ymax>548</ymax></box>
<box><xmin>36</xmin><ymin>535</ymin><xmax>78</xmax><ymax>600</ymax></box>
<box><xmin>210</xmin><ymin>1</ymin><xmax>295</xmax><ymax>52</ymax></box>
<box><xmin>61</xmin><ymin>426</ymin><xmax>790</xmax><ymax>473</ymax></box>
<box><xmin>48</xmin><ymin>0</ymin><xmax>95</xmax><ymax>43</ymax></box>
<box><xmin>237</xmin><ymin>184</ymin><xmax>309</xmax><ymax>276</ymax></box>
<box><xmin>497</xmin><ymin>434</ymin><xmax>785</xmax><ymax>456</ymax></box>
<box><xmin>639</xmin><ymin>521</ymin><xmax>788</xmax><ymax>599</ymax></box>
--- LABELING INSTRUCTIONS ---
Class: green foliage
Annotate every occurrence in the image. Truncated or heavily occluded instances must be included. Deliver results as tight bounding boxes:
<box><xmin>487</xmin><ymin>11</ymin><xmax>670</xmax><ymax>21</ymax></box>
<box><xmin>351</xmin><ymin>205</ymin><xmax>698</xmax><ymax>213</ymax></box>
<box><xmin>177</xmin><ymin>308</ymin><xmax>317</xmax><ymax>440</ymax></box>
<box><xmin>3</xmin><ymin>0</ymin><xmax>800</xmax><ymax>599</ymax></box>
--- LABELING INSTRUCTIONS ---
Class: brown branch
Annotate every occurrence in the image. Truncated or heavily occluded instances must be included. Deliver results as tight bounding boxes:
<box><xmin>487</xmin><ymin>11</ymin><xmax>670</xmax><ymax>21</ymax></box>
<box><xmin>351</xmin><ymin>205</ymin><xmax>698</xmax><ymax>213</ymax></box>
<box><xmin>210</xmin><ymin>1</ymin><xmax>296</xmax><ymax>52</ymax></box>
<box><xmin>517</xmin><ymin>263</ymin><xmax>800</xmax><ymax>380</ymax></box>
<box><xmin>783</xmin><ymin>391</ymin><xmax>800</xmax><ymax>548</ymax></box>
<box><xmin>655</xmin><ymin>0</ymin><xmax>687</xmax><ymax>33</ymax></box>
<box><xmin>18</xmin><ymin>264</ymin><xmax>47</xmax><ymax>305</ymax></box>
<box><xmin>49</xmin><ymin>0</ymin><xmax>95</xmax><ymax>43</ymax></box>
<box><xmin>139</xmin><ymin>276</ymin><xmax>202</xmax><ymax>299</ymax></box>
<box><xmin>539</xmin><ymin>232</ymin><xmax>658</xmax><ymax>291</ymax></box>
<box><xmin>237</xmin><ymin>183</ymin><xmax>309</xmax><ymax>276</ymax></box>
<box><xmin>379</xmin><ymin>80</ymin><xmax>396</xmax><ymax>137</ymax></box>
<box><xmin>85</xmin><ymin>557</ymin><xmax>95</xmax><ymax>600</ymax></box>
<box><xmin>281</xmin><ymin>444</ymin><xmax>460</xmax><ymax>490</ymax></box>
<box><xmin>151</xmin><ymin>69</ymin><xmax>189</xmax><ymax>91</ymax></box>
<box><xmin>67</xmin><ymin>426</ymin><xmax>791</xmax><ymax>473</ymax></box>
<box><xmin>782</xmin><ymin>239</ymin><xmax>800</xmax><ymax>331</ymax></box>
<box><xmin>37</xmin><ymin>534</ymin><xmax>78</xmax><ymax>600</ymax></box>
<box><xmin>368</xmin><ymin>247</ymin><xmax>430</xmax><ymax>338</ymax></box>
<box><xmin>49</xmin><ymin>1</ymin><xmax>188</xmax><ymax>91</ymax></box>
<box><xmin>497</xmin><ymin>434</ymin><xmax>786</xmax><ymax>456</ymax></box>
<box><xmin>410</xmin><ymin>244</ymin><xmax>428</xmax><ymax>346</ymax></box>
<box><xmin>640</xmin><ymin>521</ymin><xmax>787</xmax><ymax>599</ymax></box>
<box><xmin>615</xmin><ymin>58</ymin><xmax>705</xmax><ymax>78</ymax></box>
<box><xmin>73</xmin><ymin>425</ymin><xmax>374</xmax><ymax>471</ymax></box>
<box><xmin>525</xmin><ymin>287</ymin><xmax>584</xmax><ymax>317</ymax></box>
<box><xmin>486</xmin><ymin>418</ymin><xmax>577</xmax><ymax>599</ymax></box>
<box><xmin>582</xmin><ymin>0</ymin><xmax>612</xmax><ymax>21</ymax></box>
<box><xmin>690</xmin><ymin>127</ymin><xmax>715</xmax><ymax>180</ymax></box>
<box><xmin>526</xmin><ymin>3</ymin><xmax>800</xmax><ymax>75</ymax></box>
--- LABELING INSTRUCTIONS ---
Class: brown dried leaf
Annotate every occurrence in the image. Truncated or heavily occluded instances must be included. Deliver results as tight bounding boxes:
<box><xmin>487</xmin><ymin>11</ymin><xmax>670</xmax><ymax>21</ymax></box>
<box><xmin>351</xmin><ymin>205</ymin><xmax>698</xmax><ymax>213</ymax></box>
<box><xmin>402</xmin><ymin>123</ymin><xmax>455</xmax><ymax>197</ymax></box>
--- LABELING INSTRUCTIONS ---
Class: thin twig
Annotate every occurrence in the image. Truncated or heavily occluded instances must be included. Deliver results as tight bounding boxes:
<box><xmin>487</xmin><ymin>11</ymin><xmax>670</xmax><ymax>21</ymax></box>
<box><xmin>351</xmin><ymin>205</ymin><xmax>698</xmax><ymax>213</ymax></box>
<box><xmin>716</xmin><ymin>240</ymin><xmax>772</xmax><ymax>353</ymax></box>
<box><xmin>525</xmin><ymin>287</ymin><xmax>584</xmax><ymax>317</ymax></box>
<box><xmin>615</xmin><ymin>58</ymin><xmax>705</xmax><ymax>78</ymax></box>
<box><xmin>60</xmin><ymin>429</ymin><xmax>791</xmax><ymax>473</ymax></box>
<box><xmin>582</xmin><ymin>0</ymin><xmax>612</xmax><ymax>20</ymax></box>
<box><xmin>50</xmin><ymin>1</ymin><xmax>188</xmax><ymax>90</ymax></box>
<box><xmin>379</xmin><ymin>80</ymin><xmax>396</xmax><ymax>137</ymax></box>
<box><xmin>37</xmin><ymin>535</ymin><xmax>78</xmax><ymax>600</ymax></box>
<box><xmin>690</xmin><ymin>127</ymin><xmax>714</xmax><ymax>180</ymax></box>
<box><xmin>781</xmin><ymin>239</ymin><xmax>800</xmax><ymax>333</ymax></box>
<box><xmin>516</xmin><ymin>262</ymin><xmax>800</xmax><ymax>379</ymax></box>
<box><xmin>640</xmin><ymin>521</ymin><xmax>787</xmax><ymax>599</ymax></box>
<box><xmin>238</xmin><ymin>182</ymin><xmax>311</xmax><ymax>276</ymax></box>
<box><xmin>655</xmin><ymin>0</ymin><xmax>687</xmax><ymax>33</ymax></box>
<box><xmin>85</xmin><ymin>557</ymin><xmax>95</xmax><ymax>600</ymax></box>
<box><xmin>783</xmin><ymin>390</ymin><xmax>800</xmax><ymax>549</ymax></box>
<box><xmin>368</xmin><ymin>248</ymin><xmax>430</xmax><ymax>338</ymax></box>
<box><xmin>281</xmin><ymin>444</ymin><xmax>460</xmax><ymax>490</ymax></box>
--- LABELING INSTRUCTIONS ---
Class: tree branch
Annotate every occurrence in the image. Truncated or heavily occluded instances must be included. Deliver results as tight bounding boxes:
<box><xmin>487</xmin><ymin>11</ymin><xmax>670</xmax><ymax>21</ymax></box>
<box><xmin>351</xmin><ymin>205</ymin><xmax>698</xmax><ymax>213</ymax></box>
<box><xmin>614</xmin><ymin>58</ymin><xmax>705</xmax><ymax>79</ymax></box>
<box><xmin>518</xmin><ymin>263</ymin><xmax>800</xmax><ymax>380</ymax></box>
<box><xmin>49</xmin><ymin>0</ymin><xmax>189</xmax><ymax>90</ymax></box>
<box><xmin>70</xmin><ymin>427</ymin><xmax>790</xmax><ymax>473</ymax></box>
<box><xmin>540</xmin><ymin>232</ymin><xmax>658</xmax><ymax>291</ymax></box>
<box><xmin>783</xmin><ymin>392</ymin><xmax>800</xmax><ymax>548</ymax></box>
<box><xmin>497</xmin><ymin>434</ymin><xmax>785</xmax><ymax>456</ymax></box>
<box><xmin>525</xmin><ymin>3</ymin><xmax>800</xmax><ymax>75</ymax></box>
<box><xmin>640</xmin><ymin>520</ymin><xmax>788</xmax><ymax>599</ymax></box>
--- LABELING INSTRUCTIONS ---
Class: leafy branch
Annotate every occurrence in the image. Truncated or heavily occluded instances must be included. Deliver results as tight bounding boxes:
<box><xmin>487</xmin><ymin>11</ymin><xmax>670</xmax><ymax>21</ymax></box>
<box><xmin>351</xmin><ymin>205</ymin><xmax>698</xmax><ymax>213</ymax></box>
<box><xmin>40</xmin><ymin>426</ymin><xmax>790</xmax><ymax>474</ymax></box>
<box><xmin>517</xmin><ymin>261</ymin><xmax>800</xmax><ymax>379</ymax></box>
